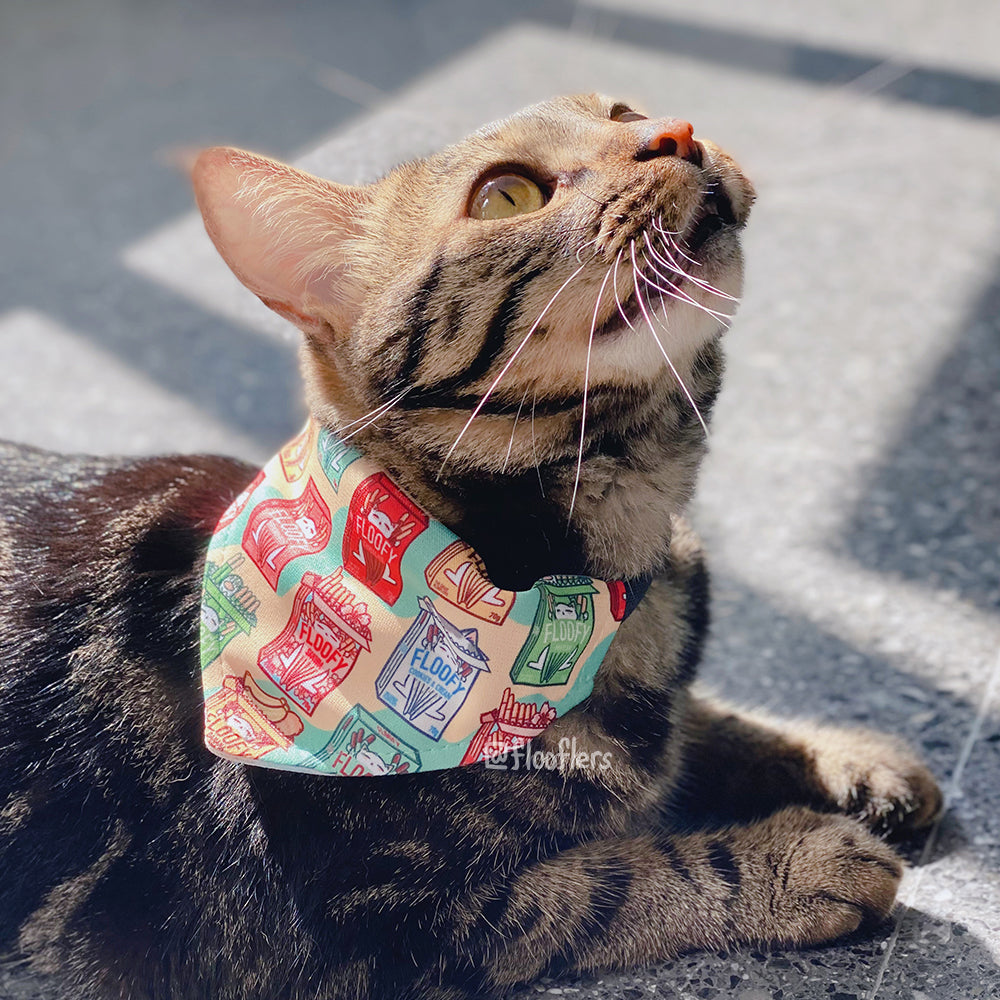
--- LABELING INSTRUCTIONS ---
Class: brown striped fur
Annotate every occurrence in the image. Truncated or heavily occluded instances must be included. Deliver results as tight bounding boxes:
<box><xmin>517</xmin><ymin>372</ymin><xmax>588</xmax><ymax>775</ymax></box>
<box><xmin>0</xmin><ymin>96</ymin><xmax>940</xmax><ymax>999</ymax></box>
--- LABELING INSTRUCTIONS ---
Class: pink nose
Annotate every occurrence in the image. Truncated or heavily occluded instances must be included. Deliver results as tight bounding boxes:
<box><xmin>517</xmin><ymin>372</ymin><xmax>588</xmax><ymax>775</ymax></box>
<box><xmin>638</xmin><ymin>119</ymin><xmax>700</xmax><ymax>164</ymax></box>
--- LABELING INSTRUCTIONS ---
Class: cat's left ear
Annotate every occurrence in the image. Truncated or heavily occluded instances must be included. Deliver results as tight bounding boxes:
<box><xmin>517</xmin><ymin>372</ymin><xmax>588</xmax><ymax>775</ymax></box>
<box><xmin>192</xmin><ymin>147</ymin><xmax>370</xmax><ymax>337</ymax></box>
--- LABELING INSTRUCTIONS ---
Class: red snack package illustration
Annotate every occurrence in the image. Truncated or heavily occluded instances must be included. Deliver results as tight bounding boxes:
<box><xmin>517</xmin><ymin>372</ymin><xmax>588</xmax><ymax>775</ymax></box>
<box><xmin>258</xmin><ymin>569</ymin><xmax>372</xmax><ymax>715</ymax></box>
<box><xmin>608</xmin><ymin>580</ymin><xmax>627</xmax><ymax>622</ymax></box>
<box><xmin>342</xmin><ymin>472</ymin><xmax>428</xmax><ymax>605</ymax></box>
<box><xmin>204</xmin><ymin>674</ymin><xmax>294</xmax><ymax>760</ymax></box>
<box><xmin>460</xmin><ymin>687</ymin><xmax>557</xmax><ymax>765</ymax></box>
<box><xmin>279</xmin><ymin>424</ymin><xmax>315</xmax><ymax>483</ymax></box>
<box><xmin>217</xmin><ymin>469</ymin><xmax>266</xmax><ymax>531</ymax></box>
<box><xmin>243</xmin><ymin>478</ymin><xmax>331</xmax><ymax>591</ymax></box>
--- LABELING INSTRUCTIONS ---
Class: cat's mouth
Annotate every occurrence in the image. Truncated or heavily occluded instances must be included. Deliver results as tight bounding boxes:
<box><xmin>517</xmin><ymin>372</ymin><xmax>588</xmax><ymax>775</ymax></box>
<box><xmin>683</xmin><ymin>184</ymin><xmax>737</xmax><ymax>256</ymax></box>
<box><xmin>592</xmin><ymin>181</ymin><xmax>739</xmax><ymax>340</ymax></box>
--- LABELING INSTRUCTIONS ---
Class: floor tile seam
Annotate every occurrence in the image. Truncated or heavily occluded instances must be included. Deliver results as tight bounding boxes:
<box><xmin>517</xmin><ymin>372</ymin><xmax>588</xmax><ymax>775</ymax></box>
<box><xmin>867</xmin><ymin>643</ymin><xmax>1000</xmax><ymax>999</ymax></box>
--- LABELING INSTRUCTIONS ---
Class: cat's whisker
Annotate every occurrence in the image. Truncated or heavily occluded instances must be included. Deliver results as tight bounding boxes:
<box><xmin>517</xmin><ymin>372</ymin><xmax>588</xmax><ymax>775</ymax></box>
<box><xmin>630</xmin><ymin>241</ymin><xmax>710</xmax><ymax>440</ymax></box>
<box><xmin>501</xmin><ymin>387</ymin><xmax>530</xmax><ymax>475</ymax></box>
<box><xmin>333</xmin><ymin>388</ymin><xmax>411</xmax><ymax>439</ymax></box>
<box><xmin>612</xmin><ymin>246</ymin><xmax>635</xmax><ymax>330</ymax></box>
<box><xmin>637</xmin><ymin>247</ymin><xmax>735</xmax><ymax>323</ymax></box>
<box><xmin>575</xmin><ymin>236</ymin><xmax>603</xmax><ymax>264</ymax></box>
<box><xmin>635</xmin><ymin>262</ymin><xmax>734</xmax><ymax>324</ymax></box>
<box><xmin>530</xmin><ymin>390</ymin><xmax>545</xmax><ymax>498</ymax></box>
<box><xmin>644</xmin><ymin>231</ymin><xmax>740</xmax><ymax>303</ymax></box>
<box><xmin>340</xmin><ymin>389</ymin><xmax>413</xmax><ymax>442</ymax></box>
<box><xmin>568</xmin><ymin>265</ymin><xmax>614</xmax><ymax>526</ymax></box>
<box><xmin>655</xmin><ymin>215</ymin><xmax>702</xmax><ymax>268</ymax></box>
<box><xmin>437</xmin><ymin>262</ymin><xmax>588</xmax><ymax>479</ymax></box>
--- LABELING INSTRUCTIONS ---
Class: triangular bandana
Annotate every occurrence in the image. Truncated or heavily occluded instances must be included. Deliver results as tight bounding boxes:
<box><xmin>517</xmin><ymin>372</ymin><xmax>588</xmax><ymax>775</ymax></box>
<box><xmin>200</xmin><ymin>421</ymin><xmax>649</xmax><ymax>777</ymax></box>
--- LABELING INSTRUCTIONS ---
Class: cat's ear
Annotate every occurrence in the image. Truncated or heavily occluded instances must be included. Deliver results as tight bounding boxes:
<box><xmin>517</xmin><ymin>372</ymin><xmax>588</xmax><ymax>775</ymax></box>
<box><xmin>192</xmin><ymin>147</ymin><xmax>370</xmax><ymax>337</ymax></box>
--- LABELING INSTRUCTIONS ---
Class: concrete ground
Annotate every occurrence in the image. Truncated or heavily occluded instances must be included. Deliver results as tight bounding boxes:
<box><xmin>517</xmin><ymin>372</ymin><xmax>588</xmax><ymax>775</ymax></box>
<box><xmin>2</xmin><ymin>1</ymin><xmax>999</xmax><ymax>997</ymax></box>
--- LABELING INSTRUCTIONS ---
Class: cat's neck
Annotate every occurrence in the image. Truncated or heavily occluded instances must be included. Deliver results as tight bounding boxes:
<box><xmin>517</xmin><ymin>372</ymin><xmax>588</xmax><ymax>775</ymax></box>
<box><xmin>324</xmin><ymin>344</ymin><xmax>720</xmax><ymax>591</ymax></box>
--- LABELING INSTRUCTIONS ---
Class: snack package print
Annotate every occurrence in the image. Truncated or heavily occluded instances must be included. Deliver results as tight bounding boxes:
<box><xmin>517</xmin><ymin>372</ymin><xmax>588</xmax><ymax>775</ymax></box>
<box><xmin>258</xmin><ymin>569</ymin><xmax>372</xmax><ymax>715</ymax></box>
<box><xmin>201</xmin><ymin>421</ymin><xmax>645</xmax><ymax>776</ymax></box>
<box><xmin>342</xmin><ymin>472</ymin><xmax>428</xmax><ymax>605</ymax></box>
<box><xmin>200</xmin><ymin>553</ymin><xmax>259</xmax><ymax>665</ymax></box>
<box><xmin>376</xmin><ymin>596</ymin><xmax>490</xmax><ymax>740</ymax></box>
<box><xmin>319</xmin><ymin>704</ymin><xmax>422</xmax><ymax>776</ymax></box>
<box><xmin>509</xmin><ymin>576</ymin><xmax>597</xmax><ymax>686</ymax></box>
<box><xmin>425</xmin><ymin>540</ymin><xmax>515</xmax><ymax>625</ymax></box>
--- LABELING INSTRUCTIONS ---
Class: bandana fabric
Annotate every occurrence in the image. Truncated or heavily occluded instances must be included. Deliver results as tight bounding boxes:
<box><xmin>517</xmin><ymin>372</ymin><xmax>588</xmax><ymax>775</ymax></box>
<box><xmin>200</xmin><ymin>421</ymin><xmax>648</xmax><ymax>777</ymax></box>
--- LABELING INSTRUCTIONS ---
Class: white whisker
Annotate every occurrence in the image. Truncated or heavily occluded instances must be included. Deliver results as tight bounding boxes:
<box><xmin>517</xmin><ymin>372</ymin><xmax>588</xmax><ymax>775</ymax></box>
<box><xmin>436</xmin><ymin>262</ymin><xmax>588</xmax><ymax>479</ymax></box>
<box><xmin>612</xmin><ymin>246</ymin><xmax>635</xmax><ymax>330</ymax></box>
<box><xmin>341</xmin><ymin>388</ymin><xmax>412</xmax><ymax>442</ymax></box>
<box><xmin>568</xmin><ymin>265</ymin><xmax>614</xmax><ymax>525</ymax></box>
<box><xmin>575</xmin><ymin>236</ymin><xmax>602</xmax><ymax>264</ymax></box>
<box><xmin>630</xmin><ymin>241</ymin><xmax>710</xmax><ymax>440</ymax></box>
<box><xmin>335</xmin><ymin>388</ymin><xmax>411</xmax><ymax>439</ymax></box>
<box><xmin>644</xmin><ymin>230</ymin><xmax>740</xmax><ymax>303</ymax></box>
<box><xmin>530</xmin><ymin>390</ymin><xmax>545</xmax><ymax>498</ymax></box>
<box><xmin>501</xmin><ymin>387</ymin><xmax>530</xmax><ymax>474</ymax></box>
<box><xmin>635</xmin><ymin>261</ymin><xmax>734</xmax><ymax>324</ymax></box>
<box><xmin>655</xmin><ymin>215</ymin><xmax>701</xmax><ymax>268</ymax></box>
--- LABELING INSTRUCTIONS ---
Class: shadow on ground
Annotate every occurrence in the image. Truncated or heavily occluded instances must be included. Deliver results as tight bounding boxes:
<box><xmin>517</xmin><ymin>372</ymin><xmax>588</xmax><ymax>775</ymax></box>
<box><xmin>840</xmin><ymin>256</ymin><xmax>1000</xmax><ymax>615</ymax></box>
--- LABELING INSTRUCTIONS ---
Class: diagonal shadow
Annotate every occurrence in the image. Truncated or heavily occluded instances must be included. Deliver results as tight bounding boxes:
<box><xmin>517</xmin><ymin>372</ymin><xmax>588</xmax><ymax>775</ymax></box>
<box><xmin>839</xmin><ymin>254</ymin><xmax>1000</xmax><ymax>614</ymax></box>
<box><xmin>580</xmin><ymin>0</ymin><xmax>1000</xmax><ymax>119</ymax></box>
<box><xmin>5</xmin><ymin>0</ymin><xmax>1000</xmax><ymax>449</ymax></box>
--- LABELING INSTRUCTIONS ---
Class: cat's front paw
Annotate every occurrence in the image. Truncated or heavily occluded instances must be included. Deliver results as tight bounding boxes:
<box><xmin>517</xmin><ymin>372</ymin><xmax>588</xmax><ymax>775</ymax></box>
<box><xmin>754</xmin><ymin>807</ymin><xmax>903</xmax><ymax>946</ymax></box>
<box><xmin>808</xmin><ymin>728</ymin><xmax>944</xmax><ymax>836</ymax></box>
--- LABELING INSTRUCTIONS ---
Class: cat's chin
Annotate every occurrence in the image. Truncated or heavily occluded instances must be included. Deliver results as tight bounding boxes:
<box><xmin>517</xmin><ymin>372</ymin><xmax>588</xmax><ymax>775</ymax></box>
<box><xmin>588</xmin><ymin>307</ymin><xmax>723</xmax><ymax>387</ymax></box>
<box><xmin>586</xmin><ymin>275</ymin><xmax>736</xmax><ymax>388</ymax></box>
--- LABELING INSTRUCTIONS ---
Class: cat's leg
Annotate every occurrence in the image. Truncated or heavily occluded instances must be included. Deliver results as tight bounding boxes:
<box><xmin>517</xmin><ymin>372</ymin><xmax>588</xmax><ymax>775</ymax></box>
<box><xmin>451</xmin><ymin>806</ymin><xmax>901</xmax><ymax>996</ymax></box>
<box><xmin>673</xmin><ymin>693</ymin><xmax>943</xmax><ymax>834</ymax></box>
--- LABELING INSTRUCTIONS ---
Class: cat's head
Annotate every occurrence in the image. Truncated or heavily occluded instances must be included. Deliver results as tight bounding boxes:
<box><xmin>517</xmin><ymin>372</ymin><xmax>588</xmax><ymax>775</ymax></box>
<box><xmin>193</xmin><ymin>94</ymin><xmax>753</xmax><ymax>479</ymax></box>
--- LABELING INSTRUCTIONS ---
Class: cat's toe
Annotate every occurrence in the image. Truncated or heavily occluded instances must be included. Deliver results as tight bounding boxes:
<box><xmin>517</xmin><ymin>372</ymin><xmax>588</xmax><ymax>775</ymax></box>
<box><xmin>760</xmin><ymin>808</ymin><xmax>903</xmax><ymax>946</ymax></box>
<box><xmin>842</xmin><ymin>758</ymin><xmax>943</xmax><ymax>836</ymax></box>
<box><xmin>809</xmin><ymin>729</ymin><xmax>944</xmax><ymax>836</ymax></box>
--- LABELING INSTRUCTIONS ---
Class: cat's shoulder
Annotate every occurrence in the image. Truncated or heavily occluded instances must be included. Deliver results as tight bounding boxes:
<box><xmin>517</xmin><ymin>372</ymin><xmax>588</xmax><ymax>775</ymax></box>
<box><xmin>0</xmin><ymin>440</ymin><xmax>255</xmax><ymax>591</ymax></box>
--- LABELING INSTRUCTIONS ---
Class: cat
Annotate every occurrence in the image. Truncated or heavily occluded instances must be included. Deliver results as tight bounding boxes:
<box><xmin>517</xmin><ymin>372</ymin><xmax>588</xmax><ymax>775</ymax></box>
<box><xmin>0</xmin><ymin>94</ymin><xmax>942</xmax><ymax>1000</ymax></box>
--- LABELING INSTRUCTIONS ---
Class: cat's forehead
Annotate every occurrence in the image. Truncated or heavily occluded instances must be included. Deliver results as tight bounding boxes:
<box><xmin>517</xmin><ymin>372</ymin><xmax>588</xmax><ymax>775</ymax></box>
<box><xmin>477</xmin><ymin>94</ymin><xmax>626</xmax><ymax>138</ymax></box>
<box><xmin>435</xmin><ymin>94</ymin><xmax>641</xmax><ymax>173</ymax></box>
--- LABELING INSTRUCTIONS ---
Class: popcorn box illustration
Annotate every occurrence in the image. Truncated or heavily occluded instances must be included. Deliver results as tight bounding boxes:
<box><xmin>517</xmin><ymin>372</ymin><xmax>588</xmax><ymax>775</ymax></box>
<box><xmin>316</xmin><ymin>428</ymin><xmax>361</xmax><ymax>490</ymax></box>
<box><xmin>319</xmin><ymin>705</ymin><xmax>421</xmax><ymax>776</ymax></box>
<box><xmin>460</xmin><ymin>687</ymin><xmax>558</xmax><ymax>765</ymax></box>
<box><xmin>376</xmin><ymin>596</ymin><xmax>489</xmax><ymax>740</ymax></box>
<box><xmin>216</xmin><ymin>469</ymin><xmax>266</xmax><ymax>531</ymax></box>
<box><xmin>258</xmin><ymin>569</ymin><xmax>373</xmax><ymax>715</ymax></box>
<box><xmin>425</xmin><ymin>540</ymin><xmax>515</xmax><ymax>625</ymax></box>
<box><xmin>204</xmin><ymin>674</ymin><xmax>294</xmax><ymax>760</ymax></box>
<box><xmin>509</xmin><ymin>576</ymin><xmax>597</xmax><ymax>686</ymax></box>
<box><xmin>242</xmin><ymin>478</ymin><xmax>332</xmax><ymax>591</ymax></box>
<box><xmin>342</xmin><ymin>472</ymin><xmax>428</xmax><ymax>605</ymax></box>
<box><xmin>200</xmin><ymin>553</ymin><xmax>259</xmax><ymax>665</ymax></box>
<box><xmin>279</xmin><ymin>424</ymin><xmax>315</xmax><ymax>482</ymax></box>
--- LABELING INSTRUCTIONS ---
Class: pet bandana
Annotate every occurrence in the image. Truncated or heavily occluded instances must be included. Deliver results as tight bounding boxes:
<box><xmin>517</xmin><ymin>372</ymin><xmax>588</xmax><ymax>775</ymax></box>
<box><xmin>200</xmin><ymin>421</ymin><xmax>649</xmax><ymax>777</ymax></box>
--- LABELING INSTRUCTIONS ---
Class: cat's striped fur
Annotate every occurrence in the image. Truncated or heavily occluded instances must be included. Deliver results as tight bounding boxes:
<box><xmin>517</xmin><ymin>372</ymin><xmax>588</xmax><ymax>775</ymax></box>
<box><xmin>0</xmin><ymin>95</ymin><xmax>940</xmax><ymax>999</ymax></box>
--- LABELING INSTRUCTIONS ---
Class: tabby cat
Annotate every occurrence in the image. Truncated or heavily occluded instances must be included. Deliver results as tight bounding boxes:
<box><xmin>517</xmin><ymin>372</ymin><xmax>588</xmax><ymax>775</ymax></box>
<box><xmin>0</xmin><ymin>94</ymin><xmax>941</xmax><ymax>1000</ymax></box>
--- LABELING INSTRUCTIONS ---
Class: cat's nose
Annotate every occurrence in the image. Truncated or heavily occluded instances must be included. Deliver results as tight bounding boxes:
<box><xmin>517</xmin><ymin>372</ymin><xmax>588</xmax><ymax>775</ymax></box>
<box><xmin>637</xmin><ymin>119</ymin><xmax>701</xmax><ymax>166</ymax></box>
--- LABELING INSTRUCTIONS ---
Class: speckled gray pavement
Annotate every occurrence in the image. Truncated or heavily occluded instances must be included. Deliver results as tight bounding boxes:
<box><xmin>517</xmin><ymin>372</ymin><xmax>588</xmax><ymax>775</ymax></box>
<box><xmin>2</xmin><ymin>1</ymin><xmax>999</xmax><ymax>998</ymax></box>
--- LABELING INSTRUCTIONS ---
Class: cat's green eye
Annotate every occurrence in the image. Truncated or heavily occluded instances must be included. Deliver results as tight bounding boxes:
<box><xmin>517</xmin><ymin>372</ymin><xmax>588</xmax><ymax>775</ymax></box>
<box><xmin>469</xmin><ymin>174</ymin><xmax>547</xmax><ymax>220</ymax></box>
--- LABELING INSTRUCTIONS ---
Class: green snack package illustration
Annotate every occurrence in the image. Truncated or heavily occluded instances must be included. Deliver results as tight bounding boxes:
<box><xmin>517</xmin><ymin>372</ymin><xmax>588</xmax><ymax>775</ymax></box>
<box><xmin>509</xmin><ymin>576</ymin><xmax>596</xmax><ymax>686</ymax></box>
<box><xmin>200</xmin><ymin>554</ymin><xmax>260</xmax><ymax>665</ymax></box>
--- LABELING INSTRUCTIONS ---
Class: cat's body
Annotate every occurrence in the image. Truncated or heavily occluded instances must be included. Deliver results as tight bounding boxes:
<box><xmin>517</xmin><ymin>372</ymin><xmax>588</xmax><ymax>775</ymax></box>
<box><xmin>0</xmin><ymin>95</ymin><xmax>941</xmax><ymax>1000</ymax></box>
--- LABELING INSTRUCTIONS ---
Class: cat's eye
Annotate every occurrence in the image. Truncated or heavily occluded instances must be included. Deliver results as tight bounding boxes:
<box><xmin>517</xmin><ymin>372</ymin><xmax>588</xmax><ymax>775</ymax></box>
<box><xmin>610</xmin><ymin>104</ymin><xmax>647</xmax><ymax>123</ymax></box>
<box><xmin>469</xmin><ymin>174</ymin><xmax>547</xmax><ymax>220</ymax></box>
